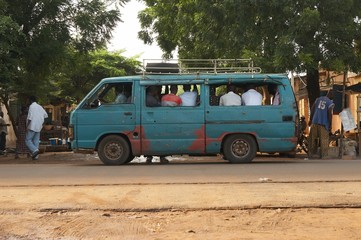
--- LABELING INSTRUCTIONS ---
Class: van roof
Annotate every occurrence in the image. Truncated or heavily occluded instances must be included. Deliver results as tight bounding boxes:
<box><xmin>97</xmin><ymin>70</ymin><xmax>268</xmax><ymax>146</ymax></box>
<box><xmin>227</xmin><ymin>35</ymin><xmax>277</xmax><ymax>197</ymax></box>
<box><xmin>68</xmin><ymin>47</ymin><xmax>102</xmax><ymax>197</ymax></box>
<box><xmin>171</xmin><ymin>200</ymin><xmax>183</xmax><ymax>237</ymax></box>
<box><xmin>102</xmin><ymin>59</ymin><xmax>289</xmax><ymax>83</ymax></box>
<box><xmin>102</xmin><ymin>73</ymin><xmax>289</xmax><ymax>83</ymax></box>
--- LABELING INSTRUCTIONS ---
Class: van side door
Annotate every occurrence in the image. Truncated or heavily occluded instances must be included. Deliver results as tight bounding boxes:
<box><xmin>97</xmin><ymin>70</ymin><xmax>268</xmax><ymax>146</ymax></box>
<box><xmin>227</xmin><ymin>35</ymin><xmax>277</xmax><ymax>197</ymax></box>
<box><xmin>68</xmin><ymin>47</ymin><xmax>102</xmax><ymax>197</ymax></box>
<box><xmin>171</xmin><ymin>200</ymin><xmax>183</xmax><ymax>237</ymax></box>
<box><xmin>140</xmin><ymin>81</ymin><xmax>205</xmax><ymax>155</ymax></box>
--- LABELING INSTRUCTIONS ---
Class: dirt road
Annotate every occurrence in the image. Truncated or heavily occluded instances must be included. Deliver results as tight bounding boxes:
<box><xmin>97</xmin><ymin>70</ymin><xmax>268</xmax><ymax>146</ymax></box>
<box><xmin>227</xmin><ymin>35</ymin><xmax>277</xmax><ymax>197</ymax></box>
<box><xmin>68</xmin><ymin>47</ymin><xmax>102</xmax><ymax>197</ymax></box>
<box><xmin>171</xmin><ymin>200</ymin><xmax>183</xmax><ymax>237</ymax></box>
<box><xmin>1</xmin><ymin>152</ymin><xmax>361</xmax><ymax>239</ymax></box>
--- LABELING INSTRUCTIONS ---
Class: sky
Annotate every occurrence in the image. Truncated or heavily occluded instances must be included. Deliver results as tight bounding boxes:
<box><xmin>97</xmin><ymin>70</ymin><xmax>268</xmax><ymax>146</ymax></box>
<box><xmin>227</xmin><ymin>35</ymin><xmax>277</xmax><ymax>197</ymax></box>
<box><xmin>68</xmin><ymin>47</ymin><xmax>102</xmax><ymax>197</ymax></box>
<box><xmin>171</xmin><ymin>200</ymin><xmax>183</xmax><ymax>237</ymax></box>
<box><xmin>108</xmin><ymin>0</ymin><xmax>163</xmax><ymax>60</ymax></box>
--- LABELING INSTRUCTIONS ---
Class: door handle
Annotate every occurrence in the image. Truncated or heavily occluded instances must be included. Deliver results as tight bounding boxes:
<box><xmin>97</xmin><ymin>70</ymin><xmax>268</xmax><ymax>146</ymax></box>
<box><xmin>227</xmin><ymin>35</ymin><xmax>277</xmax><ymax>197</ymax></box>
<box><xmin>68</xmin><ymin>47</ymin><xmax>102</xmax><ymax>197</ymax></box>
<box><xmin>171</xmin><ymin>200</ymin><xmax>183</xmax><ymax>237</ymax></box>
<box><xmin>124</xmin><ymin>112</ymin><xmax>132</xmax><ymax>116</ymax></box>
<box><xmin>282</xmin><ymin>116</ymin><xmax>293</xmax><ymax>121</ymax></box>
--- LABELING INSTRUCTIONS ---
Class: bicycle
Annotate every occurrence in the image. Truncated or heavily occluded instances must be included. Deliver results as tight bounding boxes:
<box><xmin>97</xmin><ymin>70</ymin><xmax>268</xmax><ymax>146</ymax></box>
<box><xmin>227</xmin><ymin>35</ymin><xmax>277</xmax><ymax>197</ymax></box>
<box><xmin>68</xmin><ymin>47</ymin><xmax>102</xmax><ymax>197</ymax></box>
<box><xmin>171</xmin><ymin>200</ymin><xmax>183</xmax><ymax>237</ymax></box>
<box><xmin>296</xmin><ymin>117</ymin><xmax>308</xmax><ymax>154</ymax></box>
<box><xmin>301</xmin><ymin>130</ymin><xmax>343</xmax><ymax>154</ymax></box>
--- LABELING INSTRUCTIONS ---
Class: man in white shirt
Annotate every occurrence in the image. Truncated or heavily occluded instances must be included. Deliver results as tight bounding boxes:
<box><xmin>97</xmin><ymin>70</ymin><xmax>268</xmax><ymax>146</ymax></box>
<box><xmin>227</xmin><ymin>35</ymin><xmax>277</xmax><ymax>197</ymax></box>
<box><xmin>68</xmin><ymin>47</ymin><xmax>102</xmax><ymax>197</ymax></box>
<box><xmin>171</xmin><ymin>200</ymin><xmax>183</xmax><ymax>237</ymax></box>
<box><xmin>180</xmin><ymin>84</ymin><xmax>198</xmax><ymax>106</ymax></box>
<box><xmin>25</xmin><ymin>96</ymin><xmax>48</xmax><ymax>160</ymax></box>
<box><xmin>242</xmin><ymin>84</ymin><xmax>263</xmax><ymax>106</ymax></box>
<box><xmin>219</xmin><ymin>85</ymin><xmax>242</xmax><ymax>106</ymax></box>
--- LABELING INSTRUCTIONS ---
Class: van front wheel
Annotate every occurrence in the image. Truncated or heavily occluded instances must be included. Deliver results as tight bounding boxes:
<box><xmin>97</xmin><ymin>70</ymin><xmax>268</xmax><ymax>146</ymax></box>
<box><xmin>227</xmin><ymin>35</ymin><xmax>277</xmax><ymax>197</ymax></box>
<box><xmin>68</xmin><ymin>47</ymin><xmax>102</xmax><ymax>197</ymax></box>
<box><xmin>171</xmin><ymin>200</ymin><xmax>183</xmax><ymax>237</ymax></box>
<box><xmin>223</xmin><ymin>134</ymin><xmax>257</xmax><ymax>163</ymax></box>
<box><xmin>98</xmin><ymin>135</ymin><xmax>130</xmax><ymax>165</ymax></box>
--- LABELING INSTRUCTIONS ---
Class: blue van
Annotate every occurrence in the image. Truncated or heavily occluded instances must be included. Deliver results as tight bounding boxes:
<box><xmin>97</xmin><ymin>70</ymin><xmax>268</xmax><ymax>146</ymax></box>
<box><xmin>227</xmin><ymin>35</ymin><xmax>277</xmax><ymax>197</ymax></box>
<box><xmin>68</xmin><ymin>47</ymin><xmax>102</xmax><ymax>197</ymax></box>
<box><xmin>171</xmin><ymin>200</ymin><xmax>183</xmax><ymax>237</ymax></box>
<box><xmin>69</xmin><ymin>59</ymin><xmax>298</xmax><ymax>164</ymax></box>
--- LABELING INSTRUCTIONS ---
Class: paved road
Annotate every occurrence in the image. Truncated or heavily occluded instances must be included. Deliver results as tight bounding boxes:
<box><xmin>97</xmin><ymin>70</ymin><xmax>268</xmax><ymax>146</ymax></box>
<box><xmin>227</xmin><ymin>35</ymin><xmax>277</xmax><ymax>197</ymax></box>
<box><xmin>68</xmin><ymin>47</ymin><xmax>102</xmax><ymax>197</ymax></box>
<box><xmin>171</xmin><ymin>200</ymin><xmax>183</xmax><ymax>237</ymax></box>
<box><xmin>1</xmin><ymin>153</ymin><xmax>361</xmax><ymax>211</ymax></box>
<box><xmin>1</xmin><ymin>154</ymin><xmax>361</xmax><ymax>186</ymax></box>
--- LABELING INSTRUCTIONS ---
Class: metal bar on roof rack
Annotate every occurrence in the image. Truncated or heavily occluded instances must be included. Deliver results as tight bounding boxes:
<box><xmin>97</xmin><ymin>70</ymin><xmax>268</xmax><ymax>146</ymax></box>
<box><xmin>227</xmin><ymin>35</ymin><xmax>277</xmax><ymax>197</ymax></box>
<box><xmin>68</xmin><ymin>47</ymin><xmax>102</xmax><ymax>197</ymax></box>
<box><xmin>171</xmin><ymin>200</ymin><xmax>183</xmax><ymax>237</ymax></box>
<box><xmin>141</xmin><ymin>59</ymin><xmax>262</xmax><ymax>76</ymax></box>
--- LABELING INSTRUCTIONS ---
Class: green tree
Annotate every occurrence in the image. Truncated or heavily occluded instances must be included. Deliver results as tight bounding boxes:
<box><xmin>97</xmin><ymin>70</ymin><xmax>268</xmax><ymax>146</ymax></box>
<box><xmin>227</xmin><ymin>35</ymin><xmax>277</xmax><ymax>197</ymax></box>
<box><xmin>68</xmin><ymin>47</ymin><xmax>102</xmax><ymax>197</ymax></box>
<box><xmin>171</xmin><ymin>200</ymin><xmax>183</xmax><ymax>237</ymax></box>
<box><xmin>138</xmin><ymin>0</ymin><xmax>361</xmax><ymax>106</ymax></box>
<box><xmin>1</xmin><ymin>0</ymin><xmax>128</xmax><ymax>133</ymax></box>
<box><xmin>0</xmin><ymin>0</ymin><xmax>24</xmax><ymax>131</ymax></box>
<box><xmin>50</xmin><ymin>49</ymin><xmax>140</xmax><ymax>103</ymax></box>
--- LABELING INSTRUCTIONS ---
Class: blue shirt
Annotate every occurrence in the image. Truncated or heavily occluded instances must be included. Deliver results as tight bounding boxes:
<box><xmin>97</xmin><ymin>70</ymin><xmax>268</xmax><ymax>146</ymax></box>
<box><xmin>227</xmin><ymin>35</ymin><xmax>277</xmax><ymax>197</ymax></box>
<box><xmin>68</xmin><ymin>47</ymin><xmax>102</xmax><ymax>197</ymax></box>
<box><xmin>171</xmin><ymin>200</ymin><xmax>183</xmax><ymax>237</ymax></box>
<box><xmin>311</xmin><ymin>96</ymin><xmax>334</xmax><ymax>130</ymax></box>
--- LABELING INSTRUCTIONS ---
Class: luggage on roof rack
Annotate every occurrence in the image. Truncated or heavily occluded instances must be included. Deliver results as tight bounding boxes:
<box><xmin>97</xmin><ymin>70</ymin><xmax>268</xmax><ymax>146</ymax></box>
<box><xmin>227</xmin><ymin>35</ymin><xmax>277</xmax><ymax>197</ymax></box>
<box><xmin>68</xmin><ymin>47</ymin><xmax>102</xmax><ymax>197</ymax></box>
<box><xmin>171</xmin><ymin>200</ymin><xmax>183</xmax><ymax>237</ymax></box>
<box><xmin>145</xmin><ymin>62</ymin><xmax>179</xmax><ymax>74</ymax></box>
<box><xmin>141</xmin><ymin>59</ymin><xmax>262</xmax><ymax>76</ymax></box>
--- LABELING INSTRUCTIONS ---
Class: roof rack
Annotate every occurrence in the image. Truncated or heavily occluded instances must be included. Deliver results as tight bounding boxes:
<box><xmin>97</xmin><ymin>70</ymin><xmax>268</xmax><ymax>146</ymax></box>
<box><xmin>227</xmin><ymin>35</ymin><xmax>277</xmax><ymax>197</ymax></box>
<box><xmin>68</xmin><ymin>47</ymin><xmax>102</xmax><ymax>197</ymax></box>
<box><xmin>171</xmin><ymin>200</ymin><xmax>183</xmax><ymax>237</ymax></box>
<box><xmin>140</xmin><ymin>59</ymin><xmax>262</xmax><ymax>76</ymax></box>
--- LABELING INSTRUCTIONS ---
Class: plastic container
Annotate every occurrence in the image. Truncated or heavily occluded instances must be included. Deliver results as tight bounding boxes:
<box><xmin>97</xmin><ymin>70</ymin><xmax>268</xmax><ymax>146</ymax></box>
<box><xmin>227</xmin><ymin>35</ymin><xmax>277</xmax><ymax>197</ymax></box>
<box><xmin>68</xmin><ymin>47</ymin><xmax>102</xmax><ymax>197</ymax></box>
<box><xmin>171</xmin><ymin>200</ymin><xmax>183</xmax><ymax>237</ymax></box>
<box><xmin>49</xmin><ymin>138</ymin><xmax>58</xmax><ymax>145</ymax></box>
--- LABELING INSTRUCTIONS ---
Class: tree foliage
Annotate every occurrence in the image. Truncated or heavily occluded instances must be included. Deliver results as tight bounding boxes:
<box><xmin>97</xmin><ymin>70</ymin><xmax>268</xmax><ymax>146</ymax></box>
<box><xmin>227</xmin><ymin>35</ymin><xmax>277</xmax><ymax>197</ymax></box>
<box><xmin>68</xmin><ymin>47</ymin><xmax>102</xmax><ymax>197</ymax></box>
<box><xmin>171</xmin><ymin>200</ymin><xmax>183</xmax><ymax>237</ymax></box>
<box><xmin>50</xmin><ymin>49</ymin><xmax>140</xmax><ymax>103</ymax></box>
<box><xmin>0</xmin><ymin>0</ymin><xmax>23</xmax><ymax>100</ymax></box>
<box><xmin>0</xmin><ymin>0</ymin><xmax>128</xmax><ymax>133</ymax></box>
<box><xmin>4</xmin><ymin>0</ymin><xmax>127</xmax><ymax>98</ymax></box>
<box><xmin>139</xmin><ymin>0</ymin><xmax>361</xmax><ymax>106</ymax></box>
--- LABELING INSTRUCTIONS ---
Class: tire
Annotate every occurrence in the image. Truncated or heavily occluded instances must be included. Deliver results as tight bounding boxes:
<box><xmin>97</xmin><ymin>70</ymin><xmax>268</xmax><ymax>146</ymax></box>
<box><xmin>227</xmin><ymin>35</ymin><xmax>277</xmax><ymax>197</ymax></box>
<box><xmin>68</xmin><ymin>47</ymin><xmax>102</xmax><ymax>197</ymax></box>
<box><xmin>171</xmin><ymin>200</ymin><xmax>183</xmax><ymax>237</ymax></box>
<box><xmin>223</xmin><ymin>134</ymin><xmax>257</xmax><ymax>163</ymax></box>
<box><xmin>98</xmin><ymin>135</ymin><xmax>130</xmax><ymax>165</ymax></box>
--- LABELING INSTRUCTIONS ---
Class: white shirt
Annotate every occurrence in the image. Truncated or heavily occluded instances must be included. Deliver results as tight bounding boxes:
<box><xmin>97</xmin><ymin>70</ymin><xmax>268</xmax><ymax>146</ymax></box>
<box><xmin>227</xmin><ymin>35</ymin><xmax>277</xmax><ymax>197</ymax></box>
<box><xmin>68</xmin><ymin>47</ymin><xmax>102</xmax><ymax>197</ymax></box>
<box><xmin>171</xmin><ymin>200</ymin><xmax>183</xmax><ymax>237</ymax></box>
<box><xmin>272</xmin><ymin>91</ymin><xmax>280</xmax><ymax>105</ymax></box>
<box><xmin>219</xmin><ymin>91</ymin><xmax>242</xmax><ymax>106</ymax></box>
<box><xmin>115</xmin><ymin>93</ymin><xmax>127</xmax><ymax>103</ymax></box>
<box><xmin>242</xmin><ymin>89</ymin><xmax>263</xmax><ymax>106</ymax></box>
<box><xmin>27</xmin><ymin>102</ymin><xmax>48</xmax><ymax>132</ymax></box>
<box><xmin>180</xmin><ymin>91</ymin><xmax>197</xmax><ymax>106</ymax></box>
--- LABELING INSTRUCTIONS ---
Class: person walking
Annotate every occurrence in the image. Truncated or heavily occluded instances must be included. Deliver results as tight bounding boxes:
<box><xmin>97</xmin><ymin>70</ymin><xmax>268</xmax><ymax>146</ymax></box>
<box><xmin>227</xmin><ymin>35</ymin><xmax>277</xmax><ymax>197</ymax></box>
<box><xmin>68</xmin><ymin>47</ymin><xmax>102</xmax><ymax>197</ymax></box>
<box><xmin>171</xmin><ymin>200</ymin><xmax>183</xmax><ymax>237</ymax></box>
<box><xmin>25</xmin><ymin>96</ymin><xmax>48</xmax><ymax>160</ymax></box>
<box><xmin>308</xmin><ymin>91</ymin><xmax>334</xmax><ymax>159</ymax></box>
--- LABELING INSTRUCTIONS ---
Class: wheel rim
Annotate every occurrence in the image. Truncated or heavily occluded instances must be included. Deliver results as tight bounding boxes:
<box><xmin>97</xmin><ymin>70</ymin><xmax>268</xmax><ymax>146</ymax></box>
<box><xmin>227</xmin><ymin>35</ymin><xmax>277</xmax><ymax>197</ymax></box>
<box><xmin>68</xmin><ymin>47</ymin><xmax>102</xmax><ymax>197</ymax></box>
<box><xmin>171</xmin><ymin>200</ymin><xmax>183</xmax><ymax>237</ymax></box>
<box><xmin>105</xmin><ymin>142</ymin><xmax>123</xmax><ymax>160</ymax></box>
<box><xmin>231</xmin><ymin>139</ymin><xmax>249</xmax><ymax>157</ymax></box>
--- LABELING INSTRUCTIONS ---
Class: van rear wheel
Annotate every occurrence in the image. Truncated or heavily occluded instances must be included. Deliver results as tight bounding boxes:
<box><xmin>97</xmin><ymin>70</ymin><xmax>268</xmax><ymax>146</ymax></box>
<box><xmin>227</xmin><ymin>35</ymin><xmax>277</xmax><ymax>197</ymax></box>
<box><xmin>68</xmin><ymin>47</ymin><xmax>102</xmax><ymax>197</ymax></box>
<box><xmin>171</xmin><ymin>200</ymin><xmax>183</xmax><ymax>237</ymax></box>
<box><xmin>223</xmin><ymin>134</ymin><xmax>257</xmax><ymax>163</ymax></box>
<box><xmin>98</xmin><ymin>135</ymin><xmax>130</xmax><ymax>165</ymax></box>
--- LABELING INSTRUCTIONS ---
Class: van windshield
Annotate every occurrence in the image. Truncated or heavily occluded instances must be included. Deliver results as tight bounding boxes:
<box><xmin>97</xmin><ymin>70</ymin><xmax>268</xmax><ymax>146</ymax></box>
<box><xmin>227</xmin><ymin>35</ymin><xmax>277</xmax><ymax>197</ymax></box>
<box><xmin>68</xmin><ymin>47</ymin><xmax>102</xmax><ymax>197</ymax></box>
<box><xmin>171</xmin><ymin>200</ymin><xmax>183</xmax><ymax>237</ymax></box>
<box><xmin>84</xmin><ymin>82</ymin><xmax>133</xmax><ymax>108</ymax></box>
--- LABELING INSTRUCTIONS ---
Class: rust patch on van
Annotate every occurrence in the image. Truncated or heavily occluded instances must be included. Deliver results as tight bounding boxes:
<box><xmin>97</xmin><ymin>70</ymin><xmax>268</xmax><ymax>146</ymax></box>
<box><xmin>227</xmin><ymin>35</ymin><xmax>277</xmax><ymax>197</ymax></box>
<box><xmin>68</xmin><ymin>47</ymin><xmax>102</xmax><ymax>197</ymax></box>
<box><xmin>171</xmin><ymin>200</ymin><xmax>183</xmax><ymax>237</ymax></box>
<box><xmin>205</xmin><ymin>132</ymin><xmax>228</xmax><ymax>146</ymax></box>
<box><xmin>288</xmin><ymin>137</ymin><xmax>298</xmax><ymax>144</ymax></box>
<box><xmin>188</xmin><ymin>125</ymin><xmax>206</xmax><ymax>152</ymax></box>
<box><xmin>123</xmin><ymin>125</ymin><xmax>149</xmax><ymax>155</ymax></box>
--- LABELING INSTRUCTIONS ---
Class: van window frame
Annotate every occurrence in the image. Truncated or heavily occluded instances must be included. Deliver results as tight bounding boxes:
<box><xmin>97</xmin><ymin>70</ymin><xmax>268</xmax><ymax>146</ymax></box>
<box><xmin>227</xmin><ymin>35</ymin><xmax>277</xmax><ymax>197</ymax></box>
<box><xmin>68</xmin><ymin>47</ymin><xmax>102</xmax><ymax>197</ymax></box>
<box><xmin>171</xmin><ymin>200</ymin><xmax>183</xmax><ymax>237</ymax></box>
<box><xmin>141</xmin><ymin>79</ymin><xmax>205</xmax><ymax>108</ymax></box>
<box><xmin>81</xmin><ymin>81</ymin><xmax>134</xmax><ymax>109</ymax></box>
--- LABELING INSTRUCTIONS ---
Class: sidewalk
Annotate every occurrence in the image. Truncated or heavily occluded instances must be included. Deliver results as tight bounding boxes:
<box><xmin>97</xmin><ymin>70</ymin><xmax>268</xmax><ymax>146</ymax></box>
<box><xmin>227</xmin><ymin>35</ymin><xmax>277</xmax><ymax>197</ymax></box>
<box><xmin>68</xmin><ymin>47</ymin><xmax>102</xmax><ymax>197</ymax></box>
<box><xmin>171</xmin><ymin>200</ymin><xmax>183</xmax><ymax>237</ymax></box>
<box><xmin>0</xmin><ymin>151</ymin><xmax>100</xmax><ymax>164</ymax></box>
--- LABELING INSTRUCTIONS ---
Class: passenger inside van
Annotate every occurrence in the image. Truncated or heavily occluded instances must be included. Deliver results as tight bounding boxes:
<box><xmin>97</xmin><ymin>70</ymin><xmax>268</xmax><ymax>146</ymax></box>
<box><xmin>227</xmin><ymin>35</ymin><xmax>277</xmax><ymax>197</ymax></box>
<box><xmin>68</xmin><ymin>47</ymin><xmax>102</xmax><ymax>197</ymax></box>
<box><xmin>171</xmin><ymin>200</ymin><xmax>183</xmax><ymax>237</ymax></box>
<box><xmin>114</xmin><ymin>84</ymin><xmax>132</xmax><ymax>104</ymax></box>
<box><xmin>268</xmin><ymin>84</ymin><xmax>280</xmax><ymax>105</ymax></box>
<box><xmin>161</xmin><ymin>85</ymin><xmax>182</xmax><ymax>106</ymax></box>
<box><xmin>180</xmin><ymin>84</ymin><xmax>198</xmax><ymax>106</ymax></box>
<box><xmin>242</xmin><ymin>84</ymin><xmax>263</xmax><ymax>106</ymax></box>
<box><xmin>146</xmin><ymin>86</ymin><xmax>161</xmax><ymax>107</ymax></box>
<box><xmin>209</xmin><ymin>86</ymin><xmax>220</xmax><ymax>106</ymax></box>
<box><xmin>219</xmin><ymin>85</ymin><xmax>242</xmax><ymax>106</ymax></box>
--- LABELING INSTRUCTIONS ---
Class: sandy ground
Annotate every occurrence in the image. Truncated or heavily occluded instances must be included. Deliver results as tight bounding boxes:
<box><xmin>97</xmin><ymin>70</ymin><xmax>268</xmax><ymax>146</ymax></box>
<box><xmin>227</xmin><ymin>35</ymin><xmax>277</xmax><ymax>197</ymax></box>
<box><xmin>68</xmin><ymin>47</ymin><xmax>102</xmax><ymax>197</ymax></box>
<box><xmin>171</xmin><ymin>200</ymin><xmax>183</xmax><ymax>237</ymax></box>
<box><xmin>1</xmin><ymin>152</ymin><xmax>361</xmax><ymax>239</ymax></box>
<box><xmin>1</xmin><ymin>208</ymin><xmax>361</xmax><ymax>240</ymax></box>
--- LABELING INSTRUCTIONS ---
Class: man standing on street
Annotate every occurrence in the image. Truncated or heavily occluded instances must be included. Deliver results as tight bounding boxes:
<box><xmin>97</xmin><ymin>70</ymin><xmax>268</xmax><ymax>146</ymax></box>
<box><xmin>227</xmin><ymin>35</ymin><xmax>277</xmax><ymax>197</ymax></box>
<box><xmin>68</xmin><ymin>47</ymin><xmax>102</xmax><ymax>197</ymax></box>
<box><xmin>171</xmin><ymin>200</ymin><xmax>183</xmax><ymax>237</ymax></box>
<box><xmin>308</xmin><ymin>91</ymin><xmax>334</xmax><ymax>159</ymax></box>
<box><xmin>26</xmin><ymin>96</ymin><xmax>48</xmax><ymax>160</ymax></box>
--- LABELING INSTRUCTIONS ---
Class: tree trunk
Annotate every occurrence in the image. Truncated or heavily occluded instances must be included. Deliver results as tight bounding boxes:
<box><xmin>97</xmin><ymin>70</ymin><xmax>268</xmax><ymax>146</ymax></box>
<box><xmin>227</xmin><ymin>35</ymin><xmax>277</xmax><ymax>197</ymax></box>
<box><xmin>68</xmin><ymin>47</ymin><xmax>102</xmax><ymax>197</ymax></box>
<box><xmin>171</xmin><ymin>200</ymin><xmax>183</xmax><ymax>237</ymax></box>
<box><xmin>306</xmin><ymin>67</ymin><xmax>320</xmax><ymax>108</ymax></box>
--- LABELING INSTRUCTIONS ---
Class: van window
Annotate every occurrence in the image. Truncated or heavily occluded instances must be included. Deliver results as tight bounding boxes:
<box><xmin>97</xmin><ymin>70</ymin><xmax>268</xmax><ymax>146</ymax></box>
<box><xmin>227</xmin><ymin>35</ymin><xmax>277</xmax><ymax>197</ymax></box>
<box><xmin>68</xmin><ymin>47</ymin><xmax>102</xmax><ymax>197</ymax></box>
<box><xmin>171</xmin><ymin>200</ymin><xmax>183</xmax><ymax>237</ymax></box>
<box><xmin>267</xmin><ymin>84</ymin><xmax>281</xmax><ymax>105</ymax></box>
<box><xmin>209</xmin><ymin>83</ymin><xmax>281</xmax><ymax>106</ymax></box>
<box><xmin>210</xmin><ymin>85</ymin><xmax>243</xmax><ymax>106</ymax></box>
<box><xmin>145</xmin><ymin>84</ymin><xmax>200</xmax><ymax>107</ymax></box>
<box><xmin>86</xmin><ymin>83</ymin><xmax>133</xmax><ymax>108</ymax></box>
